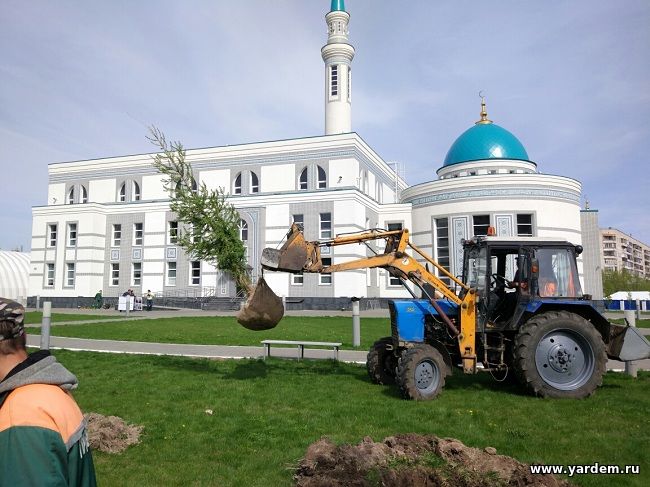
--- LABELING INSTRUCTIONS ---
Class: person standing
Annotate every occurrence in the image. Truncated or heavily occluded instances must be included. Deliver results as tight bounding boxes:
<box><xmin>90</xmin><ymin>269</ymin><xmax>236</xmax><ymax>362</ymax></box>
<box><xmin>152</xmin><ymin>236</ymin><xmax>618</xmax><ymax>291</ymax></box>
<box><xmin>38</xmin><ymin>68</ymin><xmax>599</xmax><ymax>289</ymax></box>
<box><xmin>0</xmin><ymin>298</ymin><xmax>97</xmax><ymax>486</ymax></box>
<box><xmin>145</xmin><ymin>290</ymin><xmax>154</xmax><ymax>311</ymax></box>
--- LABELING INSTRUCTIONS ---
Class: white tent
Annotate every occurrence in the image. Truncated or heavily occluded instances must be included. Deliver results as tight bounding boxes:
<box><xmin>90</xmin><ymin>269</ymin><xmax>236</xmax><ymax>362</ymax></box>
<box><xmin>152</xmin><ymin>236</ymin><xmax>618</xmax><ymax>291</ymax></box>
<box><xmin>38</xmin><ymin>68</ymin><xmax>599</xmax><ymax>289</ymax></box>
<box><xmin>608</xmin><ymin>291</ymin><xmax>650</xmax><ymax>301</ymax></box>
<box><xmin>0</xmin><ymin>251</ymin><xmax>30</xmax><ymax>301</ymax></box>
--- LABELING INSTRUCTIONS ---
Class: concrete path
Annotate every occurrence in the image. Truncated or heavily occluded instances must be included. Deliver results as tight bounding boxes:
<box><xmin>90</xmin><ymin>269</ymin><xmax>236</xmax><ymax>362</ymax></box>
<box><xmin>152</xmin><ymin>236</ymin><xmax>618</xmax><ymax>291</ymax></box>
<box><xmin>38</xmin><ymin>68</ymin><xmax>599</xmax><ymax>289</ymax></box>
<box><xmin>25</xmin><ymin>334</ymin><xmax>649</xmax><ymax>371</ymax></box>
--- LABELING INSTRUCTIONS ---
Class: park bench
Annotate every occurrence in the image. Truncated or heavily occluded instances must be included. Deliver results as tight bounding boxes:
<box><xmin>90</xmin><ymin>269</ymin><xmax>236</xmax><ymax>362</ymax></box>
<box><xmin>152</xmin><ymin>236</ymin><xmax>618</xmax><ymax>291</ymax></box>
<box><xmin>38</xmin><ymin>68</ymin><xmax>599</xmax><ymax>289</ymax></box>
<box><xmin>261</xmin><ymin>340</ymin><xmax>342</xmax><ymax>361</ymax></box>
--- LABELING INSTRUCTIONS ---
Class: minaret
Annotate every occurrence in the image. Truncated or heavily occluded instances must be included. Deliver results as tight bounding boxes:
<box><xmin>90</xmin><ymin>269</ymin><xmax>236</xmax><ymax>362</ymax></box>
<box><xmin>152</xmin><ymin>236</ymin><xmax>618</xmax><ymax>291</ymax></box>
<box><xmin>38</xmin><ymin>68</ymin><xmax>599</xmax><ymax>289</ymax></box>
<box><xmin>321</xmin><ymin>0</ymin><xmax>355</xmax><ymax>134</ymax></box>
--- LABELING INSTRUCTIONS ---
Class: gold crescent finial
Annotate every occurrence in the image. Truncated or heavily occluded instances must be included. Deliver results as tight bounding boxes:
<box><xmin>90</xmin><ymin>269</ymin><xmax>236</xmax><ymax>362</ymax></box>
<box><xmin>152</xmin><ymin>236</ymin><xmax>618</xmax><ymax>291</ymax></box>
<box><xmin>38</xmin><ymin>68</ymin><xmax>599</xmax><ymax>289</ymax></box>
<box><xmin>476</xmin><ymin>91</ymin><xmax>492</xmax><ymax>125</ymax></box>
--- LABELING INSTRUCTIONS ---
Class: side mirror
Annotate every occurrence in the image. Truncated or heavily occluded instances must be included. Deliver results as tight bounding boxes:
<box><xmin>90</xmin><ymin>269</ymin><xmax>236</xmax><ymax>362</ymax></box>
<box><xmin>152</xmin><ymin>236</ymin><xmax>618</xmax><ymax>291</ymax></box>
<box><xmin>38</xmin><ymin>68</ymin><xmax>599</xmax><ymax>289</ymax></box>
<box><xmin>575</xmin><ymin>245</ymin><xmax>583</xmax><ymax>255</ymax></box>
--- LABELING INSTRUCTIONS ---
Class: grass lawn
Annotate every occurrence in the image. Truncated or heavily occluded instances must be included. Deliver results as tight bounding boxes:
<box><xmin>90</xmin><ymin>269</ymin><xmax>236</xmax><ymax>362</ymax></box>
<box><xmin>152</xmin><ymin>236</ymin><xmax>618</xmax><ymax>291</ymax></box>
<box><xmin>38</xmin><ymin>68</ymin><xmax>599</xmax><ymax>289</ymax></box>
<box><xmin>610</xmin><ymin>318</ymin><xmax>650</xmax><ymax>329</ymax></box>
<box><xmin>56</xmin><ymin>350</ymin><xmax>648</xmax><ymax>487</ymax></box>
<box><xmin>24</xmin><ymin>311</ymin><xmax>118</xmax><ymax>325</ymax></box>
<box><xmin>34</xmin><ymin>316</ymin><xmax>392</xmax><ymax>350</ymax></box>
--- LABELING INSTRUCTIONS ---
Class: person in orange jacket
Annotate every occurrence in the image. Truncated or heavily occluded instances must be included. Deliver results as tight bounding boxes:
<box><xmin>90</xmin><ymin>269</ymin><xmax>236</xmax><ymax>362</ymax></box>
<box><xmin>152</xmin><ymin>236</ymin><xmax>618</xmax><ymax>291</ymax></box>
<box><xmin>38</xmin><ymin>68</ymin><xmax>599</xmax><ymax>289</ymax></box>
<box><xmin>0</xmin><ymin>298</ymin><xmax>97</xmax><ymax>486</ymax></box>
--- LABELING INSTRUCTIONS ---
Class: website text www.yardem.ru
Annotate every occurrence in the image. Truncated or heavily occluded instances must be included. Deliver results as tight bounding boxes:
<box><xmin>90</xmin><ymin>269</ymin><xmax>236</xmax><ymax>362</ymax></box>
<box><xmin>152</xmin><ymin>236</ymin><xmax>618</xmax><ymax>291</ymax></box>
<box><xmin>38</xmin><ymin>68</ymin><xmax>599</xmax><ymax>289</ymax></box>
<box><xmin>530</xmin><ymin>463</ymin><xmax>640</xmax><ymax>477</ymax></box>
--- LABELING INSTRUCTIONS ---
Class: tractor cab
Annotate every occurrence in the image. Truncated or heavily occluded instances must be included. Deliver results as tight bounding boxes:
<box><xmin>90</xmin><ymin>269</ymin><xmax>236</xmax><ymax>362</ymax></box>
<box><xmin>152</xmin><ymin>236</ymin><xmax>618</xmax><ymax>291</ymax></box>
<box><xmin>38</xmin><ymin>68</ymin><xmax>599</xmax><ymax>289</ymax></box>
<box><xmin>462</xmin><ymin>237</ymin><xmax>583</xmax><ymax>331</ymax></box>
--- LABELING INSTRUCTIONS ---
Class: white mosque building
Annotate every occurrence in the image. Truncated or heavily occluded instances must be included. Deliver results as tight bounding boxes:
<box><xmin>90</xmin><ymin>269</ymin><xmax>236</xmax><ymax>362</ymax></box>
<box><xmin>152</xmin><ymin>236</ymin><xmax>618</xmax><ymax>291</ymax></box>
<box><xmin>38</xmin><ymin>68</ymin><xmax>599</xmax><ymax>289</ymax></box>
<box><xmin>27</xmin><ymin>0</ymin><xmax>600</xmax><ymax>308</ymax></box>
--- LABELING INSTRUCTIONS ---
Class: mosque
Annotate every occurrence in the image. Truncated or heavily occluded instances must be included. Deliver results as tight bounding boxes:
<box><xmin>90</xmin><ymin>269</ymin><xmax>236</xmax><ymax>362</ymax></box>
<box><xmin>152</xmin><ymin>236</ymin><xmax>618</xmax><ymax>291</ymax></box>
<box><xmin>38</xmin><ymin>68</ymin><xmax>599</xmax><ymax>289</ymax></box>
<box><xmin>27</xmin><ymin>0</ymin><xmax>601</xmax><ymax>307</ymax></box>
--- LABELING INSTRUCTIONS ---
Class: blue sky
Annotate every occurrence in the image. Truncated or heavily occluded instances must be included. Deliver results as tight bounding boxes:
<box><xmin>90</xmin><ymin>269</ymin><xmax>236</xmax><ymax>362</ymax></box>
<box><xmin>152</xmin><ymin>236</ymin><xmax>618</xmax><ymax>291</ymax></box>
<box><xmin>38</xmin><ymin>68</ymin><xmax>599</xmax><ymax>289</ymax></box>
<box><xmin>1</xmin><ymin>0</ymin><xmax>648</xmax><ymax>251</ymax></box>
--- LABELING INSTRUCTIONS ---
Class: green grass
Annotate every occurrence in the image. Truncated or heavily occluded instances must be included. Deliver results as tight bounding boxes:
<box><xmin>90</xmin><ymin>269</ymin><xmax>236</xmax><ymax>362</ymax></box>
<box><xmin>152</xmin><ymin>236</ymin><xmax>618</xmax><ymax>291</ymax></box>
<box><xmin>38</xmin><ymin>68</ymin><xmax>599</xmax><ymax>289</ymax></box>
<box><xmin>35</xmin><ymin>316</ymin><xmax>392</xmax><ymax>350</ymax></box>
<box><xmin>24</xmin><ymin>311</ymin><xmax>118</xmax><ymax>325</ymax></box>
<box><xmin>55</xmin><ymin>350</ymin><xmax>649</xmax><ymax>487</ymax></box>
<box><xmin>610</xmin><ymin>318</ymin><xmax>650</xmax><ymax>329</ymax></box>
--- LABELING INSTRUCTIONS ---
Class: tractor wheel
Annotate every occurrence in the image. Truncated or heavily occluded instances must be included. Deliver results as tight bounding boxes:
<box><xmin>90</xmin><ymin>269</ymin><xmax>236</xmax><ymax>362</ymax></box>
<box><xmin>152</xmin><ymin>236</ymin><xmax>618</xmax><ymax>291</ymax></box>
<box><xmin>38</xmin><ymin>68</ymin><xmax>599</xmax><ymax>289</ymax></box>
<box><xmin>513</xmin><ymin>311</ymin><xmax>606</xmax><ymax>398</ymax></box>
<box><xmin>366</xmin><ymin>337</ymin><xmax>397</xmax><ymax>385</ymax></box>
<box><xmin>396</xmin><ymin>344</ymin><xmax>447</xmax><ymax>400</ymax></box>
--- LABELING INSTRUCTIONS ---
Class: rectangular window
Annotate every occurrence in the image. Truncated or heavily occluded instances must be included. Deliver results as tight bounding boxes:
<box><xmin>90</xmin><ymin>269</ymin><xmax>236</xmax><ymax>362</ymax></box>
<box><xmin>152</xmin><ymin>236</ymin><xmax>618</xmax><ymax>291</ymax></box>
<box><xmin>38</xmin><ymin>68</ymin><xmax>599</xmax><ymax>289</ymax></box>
<box><xmin>46</xmin><ymin>263</ymin><xmax>55</xmax><ymax>287</ymax></box>
<box><xmin>110</xmin><ymin>263</ymin><xmax>120</xmax><ymax>286</ymax></box>
<box><xmin>347</xmin><ymin>67</ymin><xmax>351</xmax><ymax>102</ymax></box>
<box><xmin>473</xmin><ymin>215</ymin><xmax>490</xmax><ymax>237</ymax></box>
<box><xmin>320</xmin><ymin>212</ymin><xmax>332</xmax><ymax>239</ymax></box>
<box><xmin>292</xmin><ymin>214</ymin><xmax>304</xmax><ymax>230</ymax></box>
<box><xmin>134</xmin><ymin>223</ymin><xmax>143</xmax><ymax>246</ymax></box>
<box><xmin>517</xmin><ymin>214</ymin><xmax>533</xmax><ymax>236</ymax></box>
<box><xmin>112</xmin><ymin>224</ymin><xmax>122</xmax><ymax>246</ymax></box>
<box><xmin>320</xmin><ymin>257</ymin><xmax>332</xmax><ymax>285</ymax></box>
<box><xmin>48</xmin><ymin>224</ymin><xmax>57</xmax><ymax>247</ymax></box>
<box><xmin>434</xmin><ymin>218</ymin><xmax>451</xmax><ymax>286</ymax></box>
<box><xmin>167</xmin><ymin>262</ymin><xmax>177</xmax><ymax>286</ymax></box>
<box><xmin>291</xmin><ymin>272</ymin><xmax>304</xmax><ymax>285</ymax></box>
<box><xmin>132</xmin><ymin>262</ymin><xmax>142</xmax><ymax>286</ymax></box>
<box><xmin>330</xmin><ymin>65</ymin><xmax>338</xmax><ymax>97</ymax></box>
<box><xmin>65</xmin><ymin>263</ymin><xmax>75</xmax><ymax>287</ymax></box>
<box><xmin>168</xmin><ymin>221</ymin><xmax>178</xmax><ymax>245</ymax></box>
<box><xmin>67</xmin><ymin>223</ymin><xmax>77</xmax><ymax>247</ymax></box>
<box><xmin>190</xmin><ymin>261</ymin><xmax>201</xmax><ymax>285</ymax></box>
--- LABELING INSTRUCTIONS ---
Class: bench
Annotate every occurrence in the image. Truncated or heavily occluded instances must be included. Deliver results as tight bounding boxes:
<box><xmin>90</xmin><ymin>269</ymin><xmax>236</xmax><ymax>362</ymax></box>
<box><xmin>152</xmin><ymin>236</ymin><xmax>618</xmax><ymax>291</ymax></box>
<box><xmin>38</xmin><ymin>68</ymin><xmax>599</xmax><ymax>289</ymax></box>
<box><xmin>261</xmin><ymin>340</ymin><xmax>343</xmax><ymax>361</ymax></box>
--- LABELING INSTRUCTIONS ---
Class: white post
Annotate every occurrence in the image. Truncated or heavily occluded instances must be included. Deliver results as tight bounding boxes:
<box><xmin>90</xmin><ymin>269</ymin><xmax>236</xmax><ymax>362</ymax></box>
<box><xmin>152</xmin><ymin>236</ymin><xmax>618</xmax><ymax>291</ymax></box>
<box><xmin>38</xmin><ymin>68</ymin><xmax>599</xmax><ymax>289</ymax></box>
<box><xmin>36</xmin><ymin>295</ymin><xmax>40</xmax><ymax>311</ymax></box>
<box><xmin>282</xmin><ymin>295</ymin><xmax>287</xmax><ymax>311</ymax></box>
<box><xmin>352</xmin><ymin>298</ymin><xmax>360</xmax><ymax>347</ymax></box>
<box><xmin>40</xmin><ymin>301</ymin><xmax>52</xmax><ymax>350</ymax></box>
<box><xmin>624</xmin><ymin>304</ymin><xmax>637</xmax><ymax>378</ymax></box>
<box><xmin>635</xmin><ymin>300</ymin><xmax>642</xmax><ymax>320</ymax></box>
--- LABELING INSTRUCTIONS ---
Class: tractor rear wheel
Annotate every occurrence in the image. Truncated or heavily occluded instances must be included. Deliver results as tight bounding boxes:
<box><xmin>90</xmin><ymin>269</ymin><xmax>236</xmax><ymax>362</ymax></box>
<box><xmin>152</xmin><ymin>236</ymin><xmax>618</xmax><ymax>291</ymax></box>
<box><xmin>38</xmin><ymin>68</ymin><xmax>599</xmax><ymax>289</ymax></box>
<box><xmin>396</xmin><ymin>344</ymin><xmax>447</xmax><ymax>400</ymax></box>
<box><xmin>513</xmin><ymin>311</ymin><xmax>606</xmax><ymax>398</ymax></box>
<box><xmin>366</xmin><ymin>337</ymin><xmax>397</xmax><ymax>384</ymax></box>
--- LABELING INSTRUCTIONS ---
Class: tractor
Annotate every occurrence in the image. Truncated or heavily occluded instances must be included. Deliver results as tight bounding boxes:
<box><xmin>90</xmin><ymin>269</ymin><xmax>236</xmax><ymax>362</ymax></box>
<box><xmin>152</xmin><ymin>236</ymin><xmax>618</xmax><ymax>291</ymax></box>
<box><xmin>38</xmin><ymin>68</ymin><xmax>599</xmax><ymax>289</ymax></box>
<box><xmin>241</xmin><ymin>224</ymin><xmax>650</xmax><ymax>400</ymax></box>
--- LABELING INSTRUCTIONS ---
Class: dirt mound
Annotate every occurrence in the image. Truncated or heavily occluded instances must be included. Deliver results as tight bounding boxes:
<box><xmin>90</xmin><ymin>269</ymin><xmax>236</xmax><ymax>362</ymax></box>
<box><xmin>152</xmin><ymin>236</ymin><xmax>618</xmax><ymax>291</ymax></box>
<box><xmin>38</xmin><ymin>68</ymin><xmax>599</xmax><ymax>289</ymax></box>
<box><xmin>85</xmin><ymin>412</ymin><xmax>144</xmax><ymax>454</ymax></box>
<box><xmin>294</xmin><ymin>434</ymin><xmax>571</xmax><ymax>487</ymax></box>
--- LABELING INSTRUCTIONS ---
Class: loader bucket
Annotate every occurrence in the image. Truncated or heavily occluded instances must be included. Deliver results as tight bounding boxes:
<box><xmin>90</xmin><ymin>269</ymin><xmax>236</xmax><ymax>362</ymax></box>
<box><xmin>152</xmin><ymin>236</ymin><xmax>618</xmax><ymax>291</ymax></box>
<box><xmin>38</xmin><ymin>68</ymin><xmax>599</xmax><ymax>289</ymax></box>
<box><xmin>606</xmin><ymin>323</ymin><xmax>650</xmax><ymax>361</ymax></box>
<box><xmin>261</xmin><ymin>224</ymin><xmax>312</xmax><ymax>273</ymax></box>
<box><xmin>236</xmin><ymin>277</ymin><xmax>284</xmax><ymax>330</ymax></box>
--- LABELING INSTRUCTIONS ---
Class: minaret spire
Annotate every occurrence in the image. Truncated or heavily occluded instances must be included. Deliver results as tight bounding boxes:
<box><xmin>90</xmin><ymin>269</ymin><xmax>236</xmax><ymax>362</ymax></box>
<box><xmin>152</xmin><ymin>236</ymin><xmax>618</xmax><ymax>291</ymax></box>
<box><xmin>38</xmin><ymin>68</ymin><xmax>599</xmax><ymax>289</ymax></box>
<box><xmin>476</xmin><ymin>91</ymin><xmax>493</xmax><ymax>125</ymax></box>
<box><xmin>322</xmin><ymin>0</ymin><xmax>355</xmax><ymax>134</ymax></box>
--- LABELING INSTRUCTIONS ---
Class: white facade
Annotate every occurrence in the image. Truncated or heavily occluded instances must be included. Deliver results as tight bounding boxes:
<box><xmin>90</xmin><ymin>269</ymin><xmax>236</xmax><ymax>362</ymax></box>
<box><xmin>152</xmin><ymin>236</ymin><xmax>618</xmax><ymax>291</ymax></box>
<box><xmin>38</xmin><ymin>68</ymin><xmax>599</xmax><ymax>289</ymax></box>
<box><xmin>31</xmin><ymin>133</ymin><xmax>410</xmax><ymax>300</ymax></box>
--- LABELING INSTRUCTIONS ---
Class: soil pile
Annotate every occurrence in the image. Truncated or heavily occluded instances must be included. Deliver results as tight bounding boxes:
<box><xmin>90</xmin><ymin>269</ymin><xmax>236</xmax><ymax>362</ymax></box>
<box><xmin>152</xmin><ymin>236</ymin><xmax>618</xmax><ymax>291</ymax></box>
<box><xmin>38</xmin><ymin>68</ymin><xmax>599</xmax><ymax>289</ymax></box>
<box><xmin>85</xmin><ymin>412</ymin><xmax>143</xmax><ymax>454</ymax></box>
<box><xmin>294</xmin><ymin>434</ymin><xmax>571</xmax><ymax>487</ymax></box>
<box><xmin>237</xmin><ymin>277</ymin><xmax>284</xmax><ymax>330</ymax></box>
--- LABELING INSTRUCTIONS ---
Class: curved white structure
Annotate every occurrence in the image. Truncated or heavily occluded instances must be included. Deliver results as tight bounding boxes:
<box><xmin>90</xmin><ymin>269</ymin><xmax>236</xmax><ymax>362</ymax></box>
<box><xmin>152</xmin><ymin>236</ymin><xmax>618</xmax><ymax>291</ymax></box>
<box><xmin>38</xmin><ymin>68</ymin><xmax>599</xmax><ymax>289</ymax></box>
<box><xmin>0</xmin><ymin>251</ymin><xmax>30</xmax><ymax>301</ymax></box>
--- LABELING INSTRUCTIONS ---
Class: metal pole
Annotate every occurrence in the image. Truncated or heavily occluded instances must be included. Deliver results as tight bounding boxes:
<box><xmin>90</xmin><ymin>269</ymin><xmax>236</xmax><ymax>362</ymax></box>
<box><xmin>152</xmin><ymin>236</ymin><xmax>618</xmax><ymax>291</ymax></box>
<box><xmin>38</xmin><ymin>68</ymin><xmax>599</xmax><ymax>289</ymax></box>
<box><xmin>126</xmin><ymin>297</ymin><xmax>130</xmax><ymax>317</ymax></box>
<box><xmin>40</xmin><ymin>301</ymin><xmax>52</xmax><ymax>350</ymax></box>
<box><xmin>624</xmin><ymin>302</ymin><xmax>637</xmax><ymax>378</ymax></box>
<box><xmin>36</xmin><ymin>295</ymin><xmax>40</xmax><ymax>312</ymax></box>
<box><xmin>352</xmin><ymin>297</ymin><xmax>360</xmax><ymax>347</ymax></box>
<box><xmin>635</xmin><ymin>299</ymin><xmax>641</xmax><ymax>321</ymax></box>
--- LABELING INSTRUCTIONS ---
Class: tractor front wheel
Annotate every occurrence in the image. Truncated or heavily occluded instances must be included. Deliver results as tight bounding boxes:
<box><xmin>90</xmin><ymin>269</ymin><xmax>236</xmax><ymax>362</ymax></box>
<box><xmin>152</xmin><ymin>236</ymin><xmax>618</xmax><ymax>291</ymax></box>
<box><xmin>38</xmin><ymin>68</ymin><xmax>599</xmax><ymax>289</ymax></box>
<box><xmin>366</xmin><ymin>337</ymin><xmax>397</xmax><ymax>384</ymax></box>
<box><xmin>396</xmin><ymin>344</ymin><xmax>447</xmax><ymax>400</ymax></box>
<box><xmin>513</xmin><ymin>311</ymin><xmax>606</xmax><ymax>398</ymax></box>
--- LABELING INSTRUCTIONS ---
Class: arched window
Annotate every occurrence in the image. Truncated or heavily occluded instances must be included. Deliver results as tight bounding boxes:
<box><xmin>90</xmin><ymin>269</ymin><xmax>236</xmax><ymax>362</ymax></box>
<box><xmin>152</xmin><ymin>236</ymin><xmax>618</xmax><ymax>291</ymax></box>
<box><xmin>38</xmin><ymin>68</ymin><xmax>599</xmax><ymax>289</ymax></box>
<box><xmin>239</xmin><ymin>219</ymin><xmax>248</xmax><ymax>241</ymax></box>
<box><xmin>191</xmin><ymin>178</ymin><xmax>198</xmax><ymax>193</ymax></box>
<box><xmin>81</xmin><ymin>185</ymin><xmax>88</xmax><ymax>203</ymax></box>
<box><xmin>119</xmin><ymin>183</ymin><xmax>126</xmax><ymax>202</ymax></box>
<box><xmin>67</xmin><ymin>187</ymin><xmax>75</xmax><ymax>205</ymax></box>
<box><xmin>317</xmin><ymin>166</ymin><xmax>327</xmax><ymax>189</ymax></box>
<box><xmin>234</xmin><ymin>173</ymin><xmax>242</xmax><ymax>194</ymax></box>
<box><xmin>250</xmin><ymin>171</ymin><xmax>259</xmax><ymax>193</ymax></box>
<box><xmin>299</xmin><ymin>168</ymin><xmax>308</xmax><ymax>190</ymax></box>
<box><xmin>133</xmin><ymin>181</ymin><xmax>141</xmax><ymax>201</ymax></box>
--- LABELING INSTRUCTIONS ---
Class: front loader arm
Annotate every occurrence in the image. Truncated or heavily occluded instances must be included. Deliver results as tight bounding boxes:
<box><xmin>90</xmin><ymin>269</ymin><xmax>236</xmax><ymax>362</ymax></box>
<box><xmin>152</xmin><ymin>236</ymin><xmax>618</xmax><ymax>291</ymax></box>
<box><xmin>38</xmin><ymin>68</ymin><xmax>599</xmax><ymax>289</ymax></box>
<box><xmin>260</xmin><ymin>224</ymin><xmax>478</xmax><ymax>372</ymax></box>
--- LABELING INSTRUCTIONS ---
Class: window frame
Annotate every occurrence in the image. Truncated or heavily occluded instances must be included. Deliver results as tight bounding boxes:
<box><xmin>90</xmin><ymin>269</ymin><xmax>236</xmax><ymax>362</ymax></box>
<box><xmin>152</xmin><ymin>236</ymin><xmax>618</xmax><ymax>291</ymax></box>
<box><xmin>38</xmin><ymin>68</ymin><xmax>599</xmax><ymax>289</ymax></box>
<box><xmin>112</xmin><ymin>224</ymin><xmax>122</xmax><ymax>247</ymax></box>
<box><xmin>110</xmin><ymin>263</ymin><xmax>120</xmax><ymax>287</ymax></box>
<box><xmin>234</xmin><ymin>173</ymin><xmax>242</xmax><ymax>194</ymax></box>
<box><xmin>299</xmin><ymin>167</ymin><xmax>308</xmax><ymax>190</ymax></box>
<box><xmin>133</xmin><ymin>181</ymin><xmax>141</xmax><ymax>201</ymax></box>
<box><xmin>319</xmin><ymin>212</ymin><xmax>332</xmax><ymax>239</ymax></box>
<box><xmin>46</xmin><ymin>263</ymin><xmax>55</xmax><ymax>287</ymax></box>
<box><xmin>386</xmin><ymin>222</ymin><xmax>403</xmax><ymax>286</ymax></box>
<box><xmin>132</xmin><ymin>262</ymin><xmax>142</xmax><ymax>286</ymax></box>
<box><xmin>291</xmin><ymin>272</ymin><xmax>304</xmax><ymax>286</ymax></box>
<box><xmin>48</xmin><ymin>224</ymin><xmax>58</xmax><ymax>247</ymax></box>
<box><xmin>330</xmin><ymin>65</ymin><xmax>339</xmax><ymax>98</ymax></box>
<box><xmin>81</xmin><ymin>185</ymin><xmax>88</xmax><ymax>203</ymax></box>
<box><xmin>517</xmin><ymin>214</ymin><xmax>534</xmax><ymax>237</ymax></box>
<box><xmin>119</xmin><ymin>183</ymin><xmax>126</xmax><ymax>202</ymax></box>
<box><xmin>472</xmin><ymin>214</ymin><xmax>490</xmax><ymax>237</ymax></box>
<box><xmin>67</xmin><ymin>187</ymin><xmax>75</xmax><ymax>205</ymax></box>
<box><xmin>168</xmin><ymin>221</ymin><xmax>178</xmax><ymax>245</ymax></box>
<box><xmin>317</xmin><ymin>166</ymin><xmax>327</xmax><ymax>189</ymax></box>
<box><xmin>190</xmin><ymin>261</ymin><xmax>201</xmax><ymax>286</ymax></box>
<box><xmin>250</xmin><ymin>171</ymin><xmax>259</xmax><ymax>193</ymax></box>
<box><xmin>133</xmin><ymin>222</ymin><xmax>144</xmax><ymax>246</ymax></box>
<box><xmin>65</xmin><ymin>262</ymin><xmax>75</xmax><ymax>287</ymax></box>
<box><xmin>166</xmin><ymin>261</ymin><xmax>177</xmax><ymax>286</ymax></box>
<box><xmin>67</xmin><ymin>223</ymin><xmax>77</xmax><ymax>247</ymax></box>
<box><xmin>320</xmin><ymin>257</ymin><xmax>332</xmax><ymax>285</ymax></box>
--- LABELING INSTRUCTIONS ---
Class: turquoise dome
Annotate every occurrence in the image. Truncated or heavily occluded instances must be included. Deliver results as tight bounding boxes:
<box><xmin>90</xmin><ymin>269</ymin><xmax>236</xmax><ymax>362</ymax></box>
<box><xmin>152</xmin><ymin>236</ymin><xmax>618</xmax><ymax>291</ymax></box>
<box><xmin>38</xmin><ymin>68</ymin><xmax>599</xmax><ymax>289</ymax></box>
<box><xmin>443</xmin><ymin>122</ymin><xmax>529</xmax><ymax>166</ymax></box>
